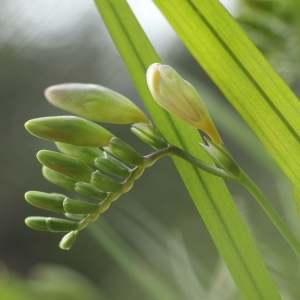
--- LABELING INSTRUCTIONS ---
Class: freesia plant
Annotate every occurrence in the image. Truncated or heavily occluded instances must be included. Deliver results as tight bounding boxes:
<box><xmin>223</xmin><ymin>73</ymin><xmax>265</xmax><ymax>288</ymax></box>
<box><xmin>24</xmin><ymin>0</ymin><xmax>300</xmax><ymax>298</ymax></box>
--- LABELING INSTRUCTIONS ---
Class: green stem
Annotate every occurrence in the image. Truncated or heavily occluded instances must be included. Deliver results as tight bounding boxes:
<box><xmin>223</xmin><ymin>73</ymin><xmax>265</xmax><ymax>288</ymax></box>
<box><xmin>240</xmin><ymin>171</ymin><xmax>300</xmax><ymax>256</ymax></box>
<box><xmin>169</xmin><ymin>145</ymin><xmax>234</xmax><ymax>180</ymax></box>
<box><xmin>162</xmin><ymin>144</ymin><xmax>300</xmax><ymax>256</ymax></box>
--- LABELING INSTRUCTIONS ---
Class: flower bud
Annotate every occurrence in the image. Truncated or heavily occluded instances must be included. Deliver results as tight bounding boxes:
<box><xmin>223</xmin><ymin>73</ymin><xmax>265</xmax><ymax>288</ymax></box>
<box><xmin>94</xmin><ymin>152</ymin><xmax>130</xmax><ymax>179</ymax></box>
<box><xmin>45</xmin><ymin>83</ymin><xmax>149</xmax><ymax>124</ymax></box>
<box><xmin>75</xmin><ymin>182</ymin><xmax>107</xmax><ymax>200</ymax></box>
<box><xmin>59</xmin><ymin>231</ymin><xmax>78</xmax><ymax>250</ymax></box>
<box><xmin>42</xmin><ymin>166</ymin><xmax>77</xmax><ymax>191</ymax></box>
<box><xmin>46</xmin><ymin>217</ymin><xmax>79</xmax><ymax>232</ymax></box>
<box><xmin>25</xmin><ymin>116</ymin><xmax>114</xmax><ymax>147</ymax></box>
<box><xmin>65</xmin><ymin>213</ymin><xmax>87</xmax><ymax>220</ymax></box>
<box><xmin>104</xmin><ymin>137</ymin><xmax>146</xmax><ymax>167</ymax></box>
<box><xmin>146</xmin><ymin>63</ymin><xmax>222</xmax><ymax>145</ymax></box>
<box><xmin>91</xmin><ymin>170</ymin><xmax>124</xmax><ymax>193</ymax></box>
<box><xmin>63</xmin><ymin>197</ymin><xmax>99</xmax><ymax>215</ymax></box>
<box><xmin>25</xmin><ymin>216</ymin><xmax>49</xmax><ymax>231</ymax></box>
<box><xmin>131</xmin><ymin>123</ymin><xmax>168</xmax><ymax>150</ymax></box>
<box><xmin>37</xmin><ymin>150</ymin><xmax>94</xmax><ymax>183</ymax></box>
<box><xmin>25</xmin><ymin>191</ymin><xmax>65</xmax><ymax>213</ymax></box>
<box><xmin>55</xmin><ymin>142</ymin><xmax>103</xmax><ymax>165</ymax></box>
<box><xmin>200</xmin><ymin>137</ymin><xmax>241</xmax><ymax>179</ymax></box>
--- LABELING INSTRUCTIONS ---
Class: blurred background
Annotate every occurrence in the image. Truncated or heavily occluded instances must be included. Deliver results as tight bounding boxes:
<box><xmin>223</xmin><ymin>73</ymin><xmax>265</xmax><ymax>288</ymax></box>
<box><xmin>1</xmin><ymin>0</ymin><xmax>300</xmax><ymax>299</ymax></box>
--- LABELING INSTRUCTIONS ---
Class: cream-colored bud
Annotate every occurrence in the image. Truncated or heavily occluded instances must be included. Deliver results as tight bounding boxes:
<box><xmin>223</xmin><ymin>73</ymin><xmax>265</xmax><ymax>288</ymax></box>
<box><xmin>146</xmin><ymin>63</ymin><xmax>222</xmax><ymax>145</ymax></box>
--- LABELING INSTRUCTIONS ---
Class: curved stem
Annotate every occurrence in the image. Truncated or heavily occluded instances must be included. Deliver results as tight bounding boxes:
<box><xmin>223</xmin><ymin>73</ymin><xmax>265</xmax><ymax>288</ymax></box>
<box><xmin>240</xmin><ymin>171</ymin><xmax>300</xmax><ymax>256</ymax></box>
<box><xmin>169</xmin><ymin>145</ymin><xmax>234</xmax><ymax>180</ymax></box>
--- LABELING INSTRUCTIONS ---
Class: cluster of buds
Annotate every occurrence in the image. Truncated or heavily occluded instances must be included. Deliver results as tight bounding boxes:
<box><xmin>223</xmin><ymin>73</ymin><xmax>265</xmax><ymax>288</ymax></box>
<box><xmin>25</xmin><ymin>83</ymin><xmax>168</xmax><ymax>249</ymax></box>
<box><xmin>25</xmin><ymin>64</ymin><xmax>239</xmax><ymax>249</ymax></box>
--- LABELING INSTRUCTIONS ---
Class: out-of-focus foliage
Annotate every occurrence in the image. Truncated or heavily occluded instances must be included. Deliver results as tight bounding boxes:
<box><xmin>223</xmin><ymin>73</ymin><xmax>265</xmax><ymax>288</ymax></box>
<box><xmin>0</xmin><ymin>263</ymin><xmax>106</xmax><ymax>300</ymax></box>
<box><xmin>237</xmin><ymin>0</ymin><xmax>300</xmax><ymax>86</ymax></box>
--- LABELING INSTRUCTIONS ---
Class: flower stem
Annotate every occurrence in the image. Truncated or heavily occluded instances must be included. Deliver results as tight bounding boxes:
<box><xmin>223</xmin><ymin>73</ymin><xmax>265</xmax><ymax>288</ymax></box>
<box><xmin>169</xmin><ymin>145</ymin><xmax>234</xmax><ymax>180</ymax></box>
<box><xmin>163</xmin><ymin>144</ymin><xmax>300</xmax><ymax>256</ymax></box>
<box><xmin>240</xmin><ymin>171</ymin><xmax>300</xmax><ymax>256</ymax></box>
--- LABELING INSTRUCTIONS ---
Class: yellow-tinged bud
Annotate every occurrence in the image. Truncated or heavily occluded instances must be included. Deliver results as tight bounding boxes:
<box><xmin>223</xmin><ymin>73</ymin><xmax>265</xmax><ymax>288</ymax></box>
<box><xmin>146</xmin><ymin>63</ymin><xmax>222</xmax><ymax>145</ymax></box>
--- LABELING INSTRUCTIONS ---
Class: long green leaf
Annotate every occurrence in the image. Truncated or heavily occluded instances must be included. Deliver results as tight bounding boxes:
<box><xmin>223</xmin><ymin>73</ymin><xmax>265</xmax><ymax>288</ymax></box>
<box><xmin>153</xmin><ymin>0</ymin><xmax>300</xmax><ymax>192</ymax></box>
<box><xmin>94</xmin><ymin>0</ymin><xmax>281</xmax><ymax>299</ymax></box>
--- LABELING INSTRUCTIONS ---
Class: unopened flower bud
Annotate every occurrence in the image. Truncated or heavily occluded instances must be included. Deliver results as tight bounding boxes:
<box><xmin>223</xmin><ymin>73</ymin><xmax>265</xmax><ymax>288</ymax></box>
<box><xmin>25</xmin><ymin>116</ymin><xmax>114</xmax><ymax>147</ymax></box>
<box><xmin>91</xmin><ymin>170</ymin><xmax>124</xmax><ymax>193</ymax></box>
<box><xmin>200</xmin><ymin>137</ymin><xmax>241</xmax><ymax>179</ymax></box>
<box><xmin>104</xmin><ymin>137</ymin><xmax>146</xmax><ymax>167</ymax></box>
<box><xmin>45</xmin><ymin>83</ymin><xmax>149</xmax><ymax>124</ymax></box>
<box><xmin>25</xmin><ymin>191</ymin><xmax>65</xmax><ymax>213</ymax></box>
<box><xmin>42</xmin><ymin>166</ymin><xmax>77</xmax><ymax>191</ymax></box>
<box><xmin>59</xmin><ymin>231</ymin><xmax>78</xmax><ymax>250</ymax></box>
<box><xmin>94</xmin><ymin>152</ymin><xmax>130</xmax><ymax>179</ymax></box>
<box><xmin>146</xmin><ymin>63</ymin><xmax>222</xmax><ymax>145</ymax></box>
<box><xmin>65</xmin><ymin>213</ymin><xmax>87</xmax><ymax>220</ymax></box>
<box><xmin>63</xmin><ymin>197</ymin><xmax>99</xmax><ymax>215</ymax></box>
<box><xmin>46</xmin><ymin>217</ymin><xmax>79</xmax><ymax>232</ymax></box>
<box><xmin>55</xmin><ymin>142</ymin><xmax>103</xmax><ymax>165</ymax></box>
<box><xmin>131</xmin><ymin>123</ymin><xmax>168</xmax><ymax>150</ymax></box>
<box><xmin>25</xmin><ymin>216</ymin><xmax>49</xmax><ymax>231</ymax></box>
<box><xmin>37</xmin><ymin>150</ymin><xmax>94</xmax><ymax>183</ymax></box>
<box><xmin>75</xmin><ymin>182</ymin><xmax>107</xmax><ymax>200</ymax></box>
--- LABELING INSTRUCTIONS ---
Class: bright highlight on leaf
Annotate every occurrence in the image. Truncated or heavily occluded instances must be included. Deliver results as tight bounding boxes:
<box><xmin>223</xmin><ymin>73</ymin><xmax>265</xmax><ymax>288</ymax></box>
<box><xmin>146</xmin><ymin>63</ymin><xmax>222</xmax><ymax>145</ymax></box>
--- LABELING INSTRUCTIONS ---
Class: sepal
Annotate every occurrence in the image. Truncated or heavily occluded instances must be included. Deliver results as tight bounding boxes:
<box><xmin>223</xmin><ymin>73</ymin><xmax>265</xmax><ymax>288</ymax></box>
<box><xmin>131</xmin><ymin>123</ymin><xmax>168</xmax><ymax>150</ymax></box>
<box><xmin>91</xmin><ymin>170</ymin><xmax>124</xmax><ymax>193</ymax></box>
<box><xmin>94</xmin><ymin>152</ymin><xmax>130</xmax><ymax>179</ymax></box>
<box><xmin>55</xmin><ymin>142</ymin><xmax>103</xmax><ymax>165</ymax></box>
<box><xmin>75</xmin><ymin>182</ymin><xmax>107</xmax><ymax>200</ymax></box>
<box><xmin>46</xmin><ymin>217</ymin><xmax>79</xmax><ymax>232</ymax></box>
<box><xmin>63</xmin><ymin>197</ymin><xmax>99</xmax><ymax>215</ymax></box>
<box><xmin>104</xmin><ymin>137</ymin><xmax>145</xmax><ymax>166</ymax></box>
<box><xmin>200</xmin><ymin>137</ymin><xmax>241</xmax><ymax>179</ymax></box>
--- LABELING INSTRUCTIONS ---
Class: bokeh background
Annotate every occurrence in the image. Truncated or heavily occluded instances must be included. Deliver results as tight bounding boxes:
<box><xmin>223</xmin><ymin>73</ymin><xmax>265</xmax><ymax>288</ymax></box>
<box><xmin>1</xmin><ymin>0</ymin><xmax>300</xmax><ymax>299</ymax></box>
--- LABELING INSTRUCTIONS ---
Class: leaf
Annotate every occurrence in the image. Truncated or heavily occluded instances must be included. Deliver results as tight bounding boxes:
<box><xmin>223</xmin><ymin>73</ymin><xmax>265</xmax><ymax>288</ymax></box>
<box><xmin>293</xmin><ymin>186</ymin><xmax>300</xmax><ymax>218</ymax></box>
<box><xmin>93</xmin><ymin>0</ymin><xmax>282</xmax><ymax>299</ymax></box>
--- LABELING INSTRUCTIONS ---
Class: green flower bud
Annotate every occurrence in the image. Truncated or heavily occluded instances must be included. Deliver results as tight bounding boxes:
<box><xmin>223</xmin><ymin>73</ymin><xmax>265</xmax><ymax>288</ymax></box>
<box><xmin>104</xmin><ymin>137</ymin><xmax>145</xmax><ymax>167</ymax></box>
<box><xmin>63</xmin><ymin>197</ymin><xmax>99</xmax><ymax>215</ymax></box>
<box><xmin>25</xmin><ymin>116</ymin><xmax>114</xmax><ymax>147</ymax></box>
<box><xmin>65</xmin><ymin>213</ymin><xmax>87</xmax><ymax>220</ymax></box>
<box><xmin>59</xmin><ymin>231</ymin><xmax>78</xmax><ymax>250</ymax></box>
<box><xmin>131</xmin><ymin>123</ymin><xmax>168</xmax><ymax>150</ymax></box>
<box><xmin>200</xmin><ymin>137</ymin><xmax>241</xmax><ymax>179</ymax></box>
<box><xmin>42</xmin><ymin>166</ymin><xmax>77</xmax><ymax>190</ymax></box>
<box><xmin>37</xmin><ymin>150</ymin><xmax>93</xmax><ymax>183</ymax></box>
<box><xmin>91</xmin><ymin>170</ymin><xmax>124</xmax><ymax>193</ymax></box>
<box><xmin>25</xmin><ymin>216</ymin><xmax>49</xmax><ymax>231</ymax></box>
<box><xmin>55</xmin><ymin>142</ymin><xmax>103</xmax><ymax>165</ymax></box>
<box><xmin>45</xmin><ymin>83</ymin><xmax>149</xmax><ymax>124</ymax></box>
<box><xmin>25</xmin><ymin>191</ymin><xmax>65</xmax><ymax>213</ymax></box>
<box><xmin>94</xmin><ymin>152</ymin><xmax>130</xmax><ymax>179</ymax></box>
<box><xmin>75</xmin><ymin>182</ymin><xmax>107</xmax><ymax>200</ymax></box>
<box><xmin>46</xmin><ymin>217</ymin><xmax>79</xmax><ymax>232</ymax></box>
<box><xmin>146</xmin><ymin>63</ymin><xmax>223</xmax><ymax>145</ymax></box>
